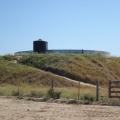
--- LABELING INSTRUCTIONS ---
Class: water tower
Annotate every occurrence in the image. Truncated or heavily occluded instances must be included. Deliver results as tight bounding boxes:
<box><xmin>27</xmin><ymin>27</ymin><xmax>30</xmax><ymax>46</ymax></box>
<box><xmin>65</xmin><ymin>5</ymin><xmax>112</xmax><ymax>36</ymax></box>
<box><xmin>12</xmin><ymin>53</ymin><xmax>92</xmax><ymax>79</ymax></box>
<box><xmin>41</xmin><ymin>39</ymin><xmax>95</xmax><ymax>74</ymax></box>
<box><xmin>33</xmin><ymin>39</ymin><xmax>48</xmax><ymax>53</ymax></box>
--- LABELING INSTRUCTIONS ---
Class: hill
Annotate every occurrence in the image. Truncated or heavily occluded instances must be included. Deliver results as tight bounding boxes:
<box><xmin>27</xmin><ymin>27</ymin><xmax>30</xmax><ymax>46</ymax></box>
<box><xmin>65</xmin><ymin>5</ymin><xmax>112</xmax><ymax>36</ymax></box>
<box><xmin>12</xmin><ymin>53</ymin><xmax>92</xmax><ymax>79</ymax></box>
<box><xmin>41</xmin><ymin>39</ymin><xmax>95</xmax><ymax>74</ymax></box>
<box><xmin>0</xmin><ymin>56</ymin><xmax>78</xmax><ymax>87</ymax></box>
<box><xmin>2</xmin><ymin>54</ymin><xmax>120</xmax><ymax>86</ymax></box>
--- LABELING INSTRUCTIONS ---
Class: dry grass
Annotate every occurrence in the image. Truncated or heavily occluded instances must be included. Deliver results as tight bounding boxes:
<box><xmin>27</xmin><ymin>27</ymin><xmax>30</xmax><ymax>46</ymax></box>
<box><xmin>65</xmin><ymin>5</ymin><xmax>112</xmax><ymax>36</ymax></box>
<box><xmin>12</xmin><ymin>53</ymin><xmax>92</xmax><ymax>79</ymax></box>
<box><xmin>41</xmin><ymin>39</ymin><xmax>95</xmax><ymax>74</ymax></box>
<box><xmin>0</xmin><ymin>82</ymin><xmax>109</xmax><ymax>100</ymax></box>
<box><xmin>0</xmin><ymin>83</ymin><xmax>101</xmax><ymax>99</ymax></box>
<box><xmin>16</xmin><ymin>53</ymin><xmax>120</xmax><ymax>85</ymax></box>
<box><xmin>1</xmin><ymin>54</ymin><xmax>120</xmax><ymax>102</ymax></box>
<box><xmin>0</xmin><ymin>59</ymin><xmax>78</xmax><ymax>87</ymax></box>
<box><xmin>1</xmin><ymin>54</ymin><xmax>120</xmax><ymax>97</ymax></box>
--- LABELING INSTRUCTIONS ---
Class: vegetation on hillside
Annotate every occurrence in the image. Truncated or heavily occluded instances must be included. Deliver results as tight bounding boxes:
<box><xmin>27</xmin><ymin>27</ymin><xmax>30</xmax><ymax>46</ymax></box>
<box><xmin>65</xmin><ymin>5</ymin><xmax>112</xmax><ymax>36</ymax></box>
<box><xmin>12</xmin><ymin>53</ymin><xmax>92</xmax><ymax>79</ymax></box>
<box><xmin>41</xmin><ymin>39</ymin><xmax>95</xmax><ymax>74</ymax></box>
<box><xmin>16</xmin><ymin>53</ymin><xmax>120</xmax><ymax>85</ymax></box>
<box><xmin>0</xmin><ymin>56</ymin><xmax>78</xmax><ymax>87</ymax></box>
<box><xmin>1</xmin><ymin>54</ymin><xmax>120</xmax><ymax>102</ymax></box>
<box><xmin>2</xmin><ymin>53</ymin><xmax>120</xmax><ymax>86</ymax></box>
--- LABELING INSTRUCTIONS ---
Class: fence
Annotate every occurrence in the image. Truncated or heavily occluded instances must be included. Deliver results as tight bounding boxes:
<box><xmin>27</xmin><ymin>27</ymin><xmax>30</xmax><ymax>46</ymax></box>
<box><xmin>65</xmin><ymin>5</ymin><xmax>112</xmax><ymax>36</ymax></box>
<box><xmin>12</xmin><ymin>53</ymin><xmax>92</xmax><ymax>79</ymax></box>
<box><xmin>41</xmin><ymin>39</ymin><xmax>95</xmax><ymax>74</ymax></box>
<box><xmin>0</xmin><ymin>79</ymin><xmax>100</xmax><ymax>101</ymax></box>
<box><xmin>108</xmin><ymin>80</ymin><xmax>120</xmax><ymax>98</ymax></box>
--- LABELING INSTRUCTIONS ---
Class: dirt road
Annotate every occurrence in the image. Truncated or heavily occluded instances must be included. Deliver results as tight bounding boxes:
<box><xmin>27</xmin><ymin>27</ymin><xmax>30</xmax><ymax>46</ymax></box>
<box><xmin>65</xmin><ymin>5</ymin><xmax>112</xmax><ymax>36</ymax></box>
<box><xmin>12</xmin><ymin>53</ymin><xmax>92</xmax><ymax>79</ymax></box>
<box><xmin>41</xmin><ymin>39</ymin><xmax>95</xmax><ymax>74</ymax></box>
<box><xmin>55</xmin><ymin>74</ymin><xmax>96</xmax><ymax>87</ymax></box>
<box><xmin>0</xmin><ymin>97</ymin><xmax>120</xmax><ymax>120</ymax></box>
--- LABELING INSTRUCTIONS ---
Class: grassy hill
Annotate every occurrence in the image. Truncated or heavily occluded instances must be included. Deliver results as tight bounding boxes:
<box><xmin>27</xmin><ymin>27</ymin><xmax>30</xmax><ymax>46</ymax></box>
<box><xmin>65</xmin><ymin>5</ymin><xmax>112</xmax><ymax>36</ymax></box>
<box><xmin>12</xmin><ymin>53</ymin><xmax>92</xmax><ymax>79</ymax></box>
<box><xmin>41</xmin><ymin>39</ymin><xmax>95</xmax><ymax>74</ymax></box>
<box><xmin>17</xmin><ymin>53</ymin><xmax>120</xmax><ymax>85</ymax></box>
<box><xmin>1</xmin><ymin>53</ymin><xmax>120</xmax><ymax>86</ymax></box>
<box><xmin>0</xmin><ymin>56</ymin><xmax>78</xmax><ymax>87</ymax></box>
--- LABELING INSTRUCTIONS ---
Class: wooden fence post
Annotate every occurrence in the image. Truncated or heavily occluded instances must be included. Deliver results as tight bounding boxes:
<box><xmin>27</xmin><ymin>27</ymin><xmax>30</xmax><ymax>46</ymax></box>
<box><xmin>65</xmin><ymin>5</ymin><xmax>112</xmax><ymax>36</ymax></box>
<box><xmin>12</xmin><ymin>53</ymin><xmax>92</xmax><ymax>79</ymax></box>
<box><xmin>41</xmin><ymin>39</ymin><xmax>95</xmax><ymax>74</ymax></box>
<box><xmin>78</xmin><ymin>81</ymin><xmax>80</xmax><ymax>100</ymax></box>
<box><xmin>51</xmin><ymin>80</ymin><xmax>54</xmax><ymax>98</ymax></box>
<box><xmin>51</xmin><ymin>80</ymin><xmax>54</xmax><ymax>90</ymax></box>
<box><xmin>96</xmin><ymin>80</ymin><xmax>99</xmax><ymax>101</ymax></box>
<box><xmin>109</xmin><ymin>80</ymin><xmax>111</xmax><ymax>98</ymax></box>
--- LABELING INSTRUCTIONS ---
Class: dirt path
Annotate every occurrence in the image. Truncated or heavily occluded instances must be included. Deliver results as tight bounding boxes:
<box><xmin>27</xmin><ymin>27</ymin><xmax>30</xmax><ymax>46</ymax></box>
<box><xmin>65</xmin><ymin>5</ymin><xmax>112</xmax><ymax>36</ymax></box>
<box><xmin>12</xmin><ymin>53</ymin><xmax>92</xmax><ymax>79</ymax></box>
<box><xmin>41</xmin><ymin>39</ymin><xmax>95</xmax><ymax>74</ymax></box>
<box><xmin>0</xmin><ymin>97</ymin><xmax>120</xmax><ymax>120</ymax></box>
<box><xmin>54</xmin><ymin>74</ymin><xmax>96</xmax><ymax>87</ymax></box>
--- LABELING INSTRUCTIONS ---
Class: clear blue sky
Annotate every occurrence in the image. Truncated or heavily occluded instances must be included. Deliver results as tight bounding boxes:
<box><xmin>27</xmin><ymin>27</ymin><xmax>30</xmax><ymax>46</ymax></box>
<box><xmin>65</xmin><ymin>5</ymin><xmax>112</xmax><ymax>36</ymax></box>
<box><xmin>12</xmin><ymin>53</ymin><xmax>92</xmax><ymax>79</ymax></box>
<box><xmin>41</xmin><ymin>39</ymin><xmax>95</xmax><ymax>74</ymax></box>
<box><xmin>0</xmin><ymin>0</ymin><xmax>120</xmax><ymax>56</ymax></box>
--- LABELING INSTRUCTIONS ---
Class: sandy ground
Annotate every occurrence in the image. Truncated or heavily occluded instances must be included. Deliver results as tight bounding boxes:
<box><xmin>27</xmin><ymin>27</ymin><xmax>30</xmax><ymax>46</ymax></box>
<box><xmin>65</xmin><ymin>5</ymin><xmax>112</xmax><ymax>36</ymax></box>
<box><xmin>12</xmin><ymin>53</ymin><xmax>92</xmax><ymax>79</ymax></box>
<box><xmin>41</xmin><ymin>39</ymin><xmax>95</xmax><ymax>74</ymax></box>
<box><xmin>0</xmin><ymin>97</ymin><xmax>120</xmax><ymax>120</ymax></box>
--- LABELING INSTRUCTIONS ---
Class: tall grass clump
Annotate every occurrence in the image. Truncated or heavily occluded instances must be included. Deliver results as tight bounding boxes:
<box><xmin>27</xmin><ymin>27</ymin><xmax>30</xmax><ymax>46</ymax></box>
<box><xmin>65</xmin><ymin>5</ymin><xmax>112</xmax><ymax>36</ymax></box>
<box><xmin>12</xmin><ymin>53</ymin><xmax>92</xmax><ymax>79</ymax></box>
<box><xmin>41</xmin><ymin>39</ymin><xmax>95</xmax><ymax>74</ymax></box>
<box><xmin>47</xmin><ymin>88</ymin><xmax>62</xmax><ymax>99</ymax></box>
<box><xmin>81</xmin><ymin>93</ymin><xmax>95</xmax><ymax>102</ymax></box>
<box><xmin>28</xmin><ymin>90</ymin><xmax>45</xmax><ymax>98</ymax></box>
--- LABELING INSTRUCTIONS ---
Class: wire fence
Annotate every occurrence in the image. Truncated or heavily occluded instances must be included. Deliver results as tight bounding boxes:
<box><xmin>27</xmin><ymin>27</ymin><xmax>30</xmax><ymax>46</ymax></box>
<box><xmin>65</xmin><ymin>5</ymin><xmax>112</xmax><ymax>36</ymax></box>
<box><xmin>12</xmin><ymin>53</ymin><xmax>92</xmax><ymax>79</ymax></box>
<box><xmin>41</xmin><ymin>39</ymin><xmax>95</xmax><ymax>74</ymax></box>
<box><xmin>0</xmin><ymin>79</ymin><xmax>120</xmax><ymax>105</ymax></box>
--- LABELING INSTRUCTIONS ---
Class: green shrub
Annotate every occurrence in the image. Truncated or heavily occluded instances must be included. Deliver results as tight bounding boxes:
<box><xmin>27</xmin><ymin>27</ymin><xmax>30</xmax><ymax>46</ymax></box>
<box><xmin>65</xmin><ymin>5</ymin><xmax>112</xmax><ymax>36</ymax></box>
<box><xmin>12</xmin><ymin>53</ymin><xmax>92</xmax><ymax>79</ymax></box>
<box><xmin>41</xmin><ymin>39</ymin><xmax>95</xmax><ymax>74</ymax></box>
<box><xmin>47</xmin><ymin>89</ymin><xmax>54</xmax><ymax>98</ymax></box>
<box><xmin>11</xmin><ymin>91</ymin><xmax>19</xmax><ymax>96</ymax></box>
<box><xmin>53</xmin><ymin>90</ymin><xmax>62</xmax><ymax>99</ymax></box>
<box><xmin>17</xmin><ymin>95</ymin><xmax>23</xmax><ymax>99</ymax></box>
<box><xmin>3</xmin><ymin>54</ymin><xmax>13</xmax><ymax>61</ymax></box>
<box><xmin>0</xmin><ymin>56</ymin><xmax>5</xmax><ymax>61</ymax></box>
<box><xmin>47</xmin><ymin>89</ymin><xmax>62</xmax><ymax>99</ymax></box>
<box><xmin>29</xmin><ymin>90</ymin><xmax>44</xmax><ymax>98</ymax></box>
<box><xmin>17</xmin><ymin>93</ymin><xmax>24</xmax><ymax>99</ymax></box>
<box><xmin>81</xmin><ymin>93</ymin><xmax>95</xmax><ymax>102</ymax></box>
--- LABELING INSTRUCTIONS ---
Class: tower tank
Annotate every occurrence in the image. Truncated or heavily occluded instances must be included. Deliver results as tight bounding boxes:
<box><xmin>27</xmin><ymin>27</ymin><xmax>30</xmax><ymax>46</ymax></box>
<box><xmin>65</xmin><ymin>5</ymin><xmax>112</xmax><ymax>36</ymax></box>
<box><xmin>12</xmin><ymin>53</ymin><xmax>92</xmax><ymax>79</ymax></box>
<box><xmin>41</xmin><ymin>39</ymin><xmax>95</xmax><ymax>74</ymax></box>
<box><xmin>33</xmin><ymin>39</ymin><xmax>48</xmax><ymax>53</ymax></box>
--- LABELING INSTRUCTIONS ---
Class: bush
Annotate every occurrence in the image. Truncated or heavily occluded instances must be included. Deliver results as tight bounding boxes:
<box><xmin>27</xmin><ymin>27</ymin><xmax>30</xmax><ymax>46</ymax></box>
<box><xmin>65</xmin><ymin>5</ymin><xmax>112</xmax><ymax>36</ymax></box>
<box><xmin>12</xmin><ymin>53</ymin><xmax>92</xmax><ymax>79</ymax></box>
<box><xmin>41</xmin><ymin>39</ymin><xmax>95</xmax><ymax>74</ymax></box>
<box><xmin>0</xmin><ymin>56</ymin><xmax>5</xmax><ymax>61</ymax></box>
<box><xmin>29</xmin><ymin>90</ymin><xmax>44</xmax><ymax>98</ymax></box>
<box><xmin>17</xmin><ymin>94</ymin><xmax>24</xmax><ymax>99</ymax></box>
<box><xmin>11</xmin><ymin>91</ymin><xmax>24</xmax><ymax>99</ymax></box>
<box><xmin>3</xmin><ymin>54</ymin><xmax>13</xmax><ymax>61</ymax></box>
<box><xmin>81</xmin><ymin>93</ymin><xmax>95</xmax><ymax>102</ymax></box>
<box><xmin>11</xmin><ymin>91</ymin><xmax>19</xmax><ymax>96</ymax></box>
<box><xmin>47</xmin><ymin>89</ymin><xmax>62</xmax><ymax>99</ymax></box>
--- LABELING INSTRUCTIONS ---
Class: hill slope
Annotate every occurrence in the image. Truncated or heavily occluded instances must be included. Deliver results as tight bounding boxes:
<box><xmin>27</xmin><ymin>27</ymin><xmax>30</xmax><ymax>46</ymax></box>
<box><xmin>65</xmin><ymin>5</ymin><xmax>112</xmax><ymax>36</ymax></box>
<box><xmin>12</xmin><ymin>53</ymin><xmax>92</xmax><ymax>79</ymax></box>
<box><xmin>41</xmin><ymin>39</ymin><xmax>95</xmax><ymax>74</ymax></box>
<box><xmin>0</xmin><ymin>56</ymin><xmax>78</xmax><ymax>87</ymax></box>
<box><xmin>16</xmin><ymin>54</ymin><xmax>120</xmax><ymax>85</ymax></box>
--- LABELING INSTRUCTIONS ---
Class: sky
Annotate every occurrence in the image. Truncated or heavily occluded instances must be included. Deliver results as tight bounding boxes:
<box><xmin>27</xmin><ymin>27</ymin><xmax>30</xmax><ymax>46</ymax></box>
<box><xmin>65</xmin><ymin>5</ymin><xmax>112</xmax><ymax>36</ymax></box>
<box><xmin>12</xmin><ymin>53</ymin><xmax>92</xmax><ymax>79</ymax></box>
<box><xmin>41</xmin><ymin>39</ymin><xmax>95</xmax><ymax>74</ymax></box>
<box><xmin>0</xmin><ymin>0</ymin><xmax>120</xmax><ymax>56</ymax></box>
